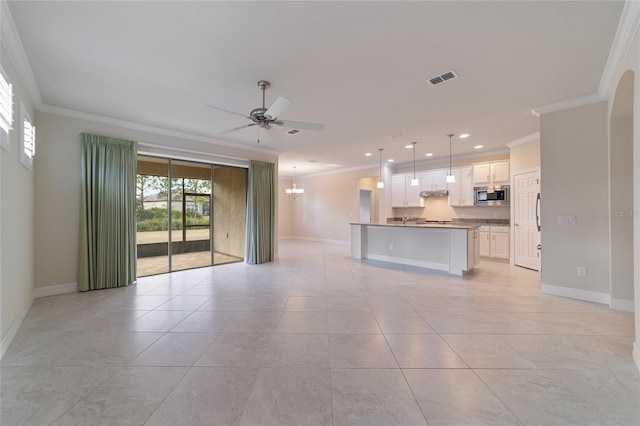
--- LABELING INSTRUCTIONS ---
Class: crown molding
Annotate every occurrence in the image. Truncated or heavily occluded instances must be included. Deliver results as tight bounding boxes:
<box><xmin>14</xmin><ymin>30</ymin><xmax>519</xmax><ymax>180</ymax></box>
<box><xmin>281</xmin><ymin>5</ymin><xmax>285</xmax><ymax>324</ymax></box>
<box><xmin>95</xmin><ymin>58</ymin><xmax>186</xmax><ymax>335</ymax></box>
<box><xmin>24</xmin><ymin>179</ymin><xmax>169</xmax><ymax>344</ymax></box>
<box><xmin>0</xmin><ymin>0</ymin><xmax>43</xmax><ymax>107</ymax></box>
<box><xmin>411</xmin><ymin>148</ymin><xmax>510</xmax><ymax>169</ymax></box>
<box><xmin>531</xmin><ymin>0</ymin><xmax>640</xmax><ymax>116</ymax></box>
<box><xmin>599</xmin><ymin>0</ymin><xmax>640</xmax><ymax>99</ymax></box>
<box><xmin>38</xmin><ymin>104</ymin><xmax>281</xmax><ymax>157</ymax></box>
<box><xmin>506</xmin><ymin>132</ymin><xmax>540</xmax><ymax>148</ymax></box>
<box><xmin>290</xmin><ymin>163</ymin><xmax>378</xmax><ymax>179</ymax></box>
<box><xmin>530</xmin><ymin>93</ymin><xmax>605</xmax><ymax>117</ymax></box>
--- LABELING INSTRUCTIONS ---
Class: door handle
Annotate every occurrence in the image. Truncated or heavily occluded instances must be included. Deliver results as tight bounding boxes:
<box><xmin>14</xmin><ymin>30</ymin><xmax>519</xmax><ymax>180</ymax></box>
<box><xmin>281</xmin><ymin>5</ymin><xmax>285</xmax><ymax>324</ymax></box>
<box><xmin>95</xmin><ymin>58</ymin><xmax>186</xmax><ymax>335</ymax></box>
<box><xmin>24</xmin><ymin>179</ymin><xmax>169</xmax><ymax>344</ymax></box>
<box><xmin>535</xmin><ymin>193</ymin><xmax>541</xmax><ymax>231</ymax></box>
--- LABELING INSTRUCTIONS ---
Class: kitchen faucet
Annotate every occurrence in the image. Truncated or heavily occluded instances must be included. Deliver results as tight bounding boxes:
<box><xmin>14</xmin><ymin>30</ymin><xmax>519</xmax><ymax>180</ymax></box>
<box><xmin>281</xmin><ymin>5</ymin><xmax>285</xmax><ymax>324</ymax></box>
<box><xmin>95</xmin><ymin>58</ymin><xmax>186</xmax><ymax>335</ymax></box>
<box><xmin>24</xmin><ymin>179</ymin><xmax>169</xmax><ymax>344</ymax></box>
<box><xmin>402</xmin><ymin>216</ymin><xmax>409</xmax><ymax>225</ymax></box>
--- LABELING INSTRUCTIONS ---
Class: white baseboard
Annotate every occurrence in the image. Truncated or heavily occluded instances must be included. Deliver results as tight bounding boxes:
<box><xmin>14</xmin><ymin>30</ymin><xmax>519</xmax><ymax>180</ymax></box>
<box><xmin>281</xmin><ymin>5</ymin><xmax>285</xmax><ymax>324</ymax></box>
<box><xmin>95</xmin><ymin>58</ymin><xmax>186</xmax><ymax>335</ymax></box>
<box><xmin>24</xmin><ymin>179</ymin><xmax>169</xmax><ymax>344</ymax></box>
<box><xmin>287</xmin><ymin>236</ymin><xmax>350</xmax><ymax>246</ymax></box>
<box><xmin>1</xmin><ymin>290</ymin><xmax>34</xmax><ymax>360</ymax></box>
<box><xmin>610</xmin><ymin>298</ymin><xmax>635</xmax><ymax>313</ymax></box>
<box><xmin>33</xmin><ymin>282</ymin><xmax>77</xmax><ymax>298</ymax></box>
<box><xmin>541</xmin><ymin>283</ymin><xmax>610</xmax><ymax>305</ymax></box>
<box><xmin>366</xmin><ymin>253</ymin><xmax>449</xmax><ymax>273</ymax></box>
<box><xmin>278</xmin><ymin>235</ymin><xmax>295</xmax><ymax>240</ymax></box>
<box><xmin>634</xmin><ymin>341</ymin><xmax>640</xmax><ymax>374</ymax></box>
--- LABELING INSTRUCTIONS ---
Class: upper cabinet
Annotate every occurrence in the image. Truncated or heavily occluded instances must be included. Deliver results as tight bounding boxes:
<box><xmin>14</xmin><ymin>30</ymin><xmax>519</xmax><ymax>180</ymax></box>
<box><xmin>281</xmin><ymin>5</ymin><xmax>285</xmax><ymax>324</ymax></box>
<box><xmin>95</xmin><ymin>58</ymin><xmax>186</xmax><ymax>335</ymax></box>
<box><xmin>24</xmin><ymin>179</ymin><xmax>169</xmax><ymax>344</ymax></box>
<box><xmin>472</xmin><ymin>161</ymin><xmax>509</xmax><ymax>186</ymax></box>
<box><xmin>448</xmin><ymin>166</ymin><xmax>474</xmax><ymax>207</ymax></box>
<box><xmin>420</xmin><ymin>169</ymin><xmax>448</xmax><ymax>191</ymax></box>
<box><xmin>391</xmin><ymin>173</ymin><xmax>422</xmax><ymax>208</ymax></box>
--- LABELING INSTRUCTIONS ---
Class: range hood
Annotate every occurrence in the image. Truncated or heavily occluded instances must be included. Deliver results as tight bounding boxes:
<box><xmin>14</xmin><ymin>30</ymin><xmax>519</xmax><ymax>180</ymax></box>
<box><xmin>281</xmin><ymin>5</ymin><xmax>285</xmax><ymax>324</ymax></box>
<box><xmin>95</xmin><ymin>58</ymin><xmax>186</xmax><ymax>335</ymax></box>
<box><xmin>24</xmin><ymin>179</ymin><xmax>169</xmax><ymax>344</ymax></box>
<box><xmin>420</xmin><ymin>189</ymin><xmax>449</xmax><ymax>197</ymax></box>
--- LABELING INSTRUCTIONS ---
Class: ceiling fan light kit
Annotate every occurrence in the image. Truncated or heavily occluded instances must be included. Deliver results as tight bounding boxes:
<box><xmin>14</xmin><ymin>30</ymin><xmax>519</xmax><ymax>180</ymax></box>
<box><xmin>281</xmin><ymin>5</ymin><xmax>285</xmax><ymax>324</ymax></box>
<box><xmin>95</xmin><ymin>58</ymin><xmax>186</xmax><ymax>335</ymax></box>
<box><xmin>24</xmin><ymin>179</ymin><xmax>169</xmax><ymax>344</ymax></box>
<box><xmin>207</xmin><ymin>80</ymin><xmax>324</xmax><ymax>143</ymax></box>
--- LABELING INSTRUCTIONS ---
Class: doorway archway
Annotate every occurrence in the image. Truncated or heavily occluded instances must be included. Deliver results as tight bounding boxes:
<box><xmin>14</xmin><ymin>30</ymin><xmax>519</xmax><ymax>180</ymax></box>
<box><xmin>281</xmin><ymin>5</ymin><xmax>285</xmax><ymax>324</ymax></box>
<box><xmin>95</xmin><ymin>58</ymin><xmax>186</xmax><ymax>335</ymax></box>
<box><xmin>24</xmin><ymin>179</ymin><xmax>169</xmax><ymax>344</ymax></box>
<box><xmin>609</xmin><ymin>70</ymin><xmax>634</xmax><ymax>312</ymax></box>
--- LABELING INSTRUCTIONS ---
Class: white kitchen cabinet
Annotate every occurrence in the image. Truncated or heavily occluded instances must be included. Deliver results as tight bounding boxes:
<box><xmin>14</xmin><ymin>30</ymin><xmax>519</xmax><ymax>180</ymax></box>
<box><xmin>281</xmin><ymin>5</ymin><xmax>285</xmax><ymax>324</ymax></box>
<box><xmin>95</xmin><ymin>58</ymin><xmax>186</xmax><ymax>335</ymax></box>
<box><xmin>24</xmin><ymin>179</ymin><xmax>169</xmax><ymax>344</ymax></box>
<box><xmin>472</xmin><ymin>161</ymin><xmax>510</xmax><ymax>186</ymax></box>
<box><xmin>478</xmin><ymin>225</ymin><xmax>509</xmax><ymax>259</ymax></box>
<box><xmin>420</xmin><ymin>169</ymin><xmax>447</xmax><ymax>191</ymax></box>
<box><xmin>491</xmin><ymin>161</ymin><xmax>510</xmax><ymax>184</ymax></box>
<box><xmin>467</xmin><ymin>228</ymin><xmax>480</xmax><ymax>269</ymax></box>
<box><xmin>490</xmin><ymin>226</ymin><xmax>510</xmax><ymax>259</ymax></box>
<box><xmin>448</xmin><ymin>166</ymin><xmax>474</xmax><ymax>207</ymax></box>
<box><xmin>473</xmin><ymin>164</ymin><xmax>491</xmax><ymax>186</ymax></box>
<box><xmin>479</xmin><ymin>226</ymin><xmax>491</xmax><ymax>257</ymax></box>
<box><xmin>391</xmin><ymin>173</ymin><xmax>422</xmax><ymax>207</ymax></box>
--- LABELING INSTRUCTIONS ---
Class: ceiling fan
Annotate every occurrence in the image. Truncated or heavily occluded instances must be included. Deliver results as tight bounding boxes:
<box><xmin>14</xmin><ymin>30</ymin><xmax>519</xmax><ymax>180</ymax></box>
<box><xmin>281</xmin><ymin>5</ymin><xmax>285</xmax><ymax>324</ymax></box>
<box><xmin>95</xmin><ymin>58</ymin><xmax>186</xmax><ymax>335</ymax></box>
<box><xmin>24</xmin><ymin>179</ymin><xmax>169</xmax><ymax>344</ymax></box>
<box><xmin>207</xmin><ymin>80</ymin><xmax>324</xmax><ymax>142</ymax></box>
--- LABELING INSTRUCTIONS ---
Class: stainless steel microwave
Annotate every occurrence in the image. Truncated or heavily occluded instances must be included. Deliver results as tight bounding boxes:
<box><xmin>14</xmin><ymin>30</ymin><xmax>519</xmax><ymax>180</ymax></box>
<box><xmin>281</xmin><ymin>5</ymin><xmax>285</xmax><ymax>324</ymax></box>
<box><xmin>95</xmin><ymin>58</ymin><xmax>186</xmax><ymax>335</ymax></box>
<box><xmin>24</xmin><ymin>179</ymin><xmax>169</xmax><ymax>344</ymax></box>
<box><xmin>474</xmin><ymin>185</ymin><xmax>510</xmax><ymax>206</ymax></box>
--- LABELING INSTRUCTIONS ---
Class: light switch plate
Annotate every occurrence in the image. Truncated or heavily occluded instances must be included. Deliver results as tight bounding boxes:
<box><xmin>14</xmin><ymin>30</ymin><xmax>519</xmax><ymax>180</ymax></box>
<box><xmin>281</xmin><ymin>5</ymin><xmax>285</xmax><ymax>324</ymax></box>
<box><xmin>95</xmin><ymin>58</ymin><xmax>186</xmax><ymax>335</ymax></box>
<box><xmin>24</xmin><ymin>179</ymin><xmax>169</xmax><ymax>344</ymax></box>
<box><xmin>558</xmin><ymin>215</ymin><xmax>576</xmax><ymax>225</ymax></box>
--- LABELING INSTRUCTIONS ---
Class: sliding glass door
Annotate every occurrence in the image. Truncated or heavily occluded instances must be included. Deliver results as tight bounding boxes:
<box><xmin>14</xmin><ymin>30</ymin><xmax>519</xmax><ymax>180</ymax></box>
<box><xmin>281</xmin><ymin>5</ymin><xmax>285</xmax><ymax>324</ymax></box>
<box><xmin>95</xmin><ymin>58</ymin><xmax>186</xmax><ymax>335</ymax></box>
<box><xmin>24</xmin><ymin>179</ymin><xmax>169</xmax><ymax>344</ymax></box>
<box><xmin>170</xmin><ymin>160</ymin><xmax>212</xmax><ymax>272</ymax></box>
<box><xmin>136</xmin><ymin>156</ymin><xmax>247</xmax><ymax>277</ymax></box>
<box><xmin>136</xmin><ymin>156</ymin><xmax>170</xmax><ymax>276</ymax></box>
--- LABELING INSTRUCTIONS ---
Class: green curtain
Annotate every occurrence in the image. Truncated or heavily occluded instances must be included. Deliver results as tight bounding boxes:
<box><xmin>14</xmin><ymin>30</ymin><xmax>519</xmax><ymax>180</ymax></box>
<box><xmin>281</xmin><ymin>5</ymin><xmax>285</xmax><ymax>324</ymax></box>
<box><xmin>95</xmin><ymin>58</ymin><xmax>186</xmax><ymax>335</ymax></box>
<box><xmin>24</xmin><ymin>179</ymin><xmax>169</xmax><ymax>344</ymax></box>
<box><xmin>246</xmin><ymin>160</ymin><xmax>275</xmax><ymax>264</ymax></box>
<box><xmin>78</xmin><ymin>133</ymin><xmax>137</xmax><ymax>291</ymax></box>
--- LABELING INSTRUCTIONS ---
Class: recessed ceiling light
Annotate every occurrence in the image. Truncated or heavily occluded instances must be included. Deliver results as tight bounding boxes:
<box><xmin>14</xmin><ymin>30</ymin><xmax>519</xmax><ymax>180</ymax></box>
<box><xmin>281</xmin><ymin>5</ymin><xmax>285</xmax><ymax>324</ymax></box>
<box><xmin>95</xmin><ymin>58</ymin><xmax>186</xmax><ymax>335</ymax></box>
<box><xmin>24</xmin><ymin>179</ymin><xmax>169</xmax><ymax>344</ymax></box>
<box><xmin>459</xmin><ymin>133</ymin><xmax>470</xmax><ymax>138</ymax></box>
<box><xmin>365</xmin><ymin>152</ymin><xmax>372</xmax><ymax>156</ymax></box>
<box><xmin>326</xmin><ymin>163</ymin><xmax>342</xmax><ymax>167</ymax></box>
<box><xmin>425</xmin><ymin>153</ymin><xmax>433</xmax><ymax>157</ymax></box>
<box><xmin>405</xmin><ymin>144</ymin><xmax>414</xmax><ymax>149</ymax></box>
<box><xmin>387</xmin><ymin>159</ymin><xmax>394</xmax><ymax>163</ymax></box>
<box><xmin>474</xmin><ymin>145</ymin><xmax>483</xmax><ymax>149</ymax></box>
<box><xmin>308</xmin><ymin>160</ymin><xmax>318</xmax><ymax>163</ymax></box>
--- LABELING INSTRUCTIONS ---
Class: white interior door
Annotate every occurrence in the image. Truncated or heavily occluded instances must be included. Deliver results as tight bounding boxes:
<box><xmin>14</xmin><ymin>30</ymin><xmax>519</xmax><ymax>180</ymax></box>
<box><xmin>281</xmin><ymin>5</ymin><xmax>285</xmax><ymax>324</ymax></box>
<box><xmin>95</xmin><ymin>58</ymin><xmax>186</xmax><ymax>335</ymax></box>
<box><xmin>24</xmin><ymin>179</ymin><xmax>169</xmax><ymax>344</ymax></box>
<box><xmin>359</xmin><ymin>189</ymin><xmax>373</xmax><ymax>223</ymax></box>
<box><xmin>514</xmin><ymin>170</ymin><xmax>541</xmax><ymax>271</ymax></box>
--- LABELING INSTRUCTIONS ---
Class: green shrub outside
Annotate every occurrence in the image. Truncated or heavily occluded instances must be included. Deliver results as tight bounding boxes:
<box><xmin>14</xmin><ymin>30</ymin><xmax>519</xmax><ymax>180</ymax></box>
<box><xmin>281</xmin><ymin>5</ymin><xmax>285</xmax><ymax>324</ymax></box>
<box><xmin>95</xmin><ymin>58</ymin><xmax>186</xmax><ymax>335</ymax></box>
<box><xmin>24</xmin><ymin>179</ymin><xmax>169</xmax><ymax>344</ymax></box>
<box><xmin>136</xmin><ymin>207</ymin><xmax>209</xmax><ymax>232</ymax></box>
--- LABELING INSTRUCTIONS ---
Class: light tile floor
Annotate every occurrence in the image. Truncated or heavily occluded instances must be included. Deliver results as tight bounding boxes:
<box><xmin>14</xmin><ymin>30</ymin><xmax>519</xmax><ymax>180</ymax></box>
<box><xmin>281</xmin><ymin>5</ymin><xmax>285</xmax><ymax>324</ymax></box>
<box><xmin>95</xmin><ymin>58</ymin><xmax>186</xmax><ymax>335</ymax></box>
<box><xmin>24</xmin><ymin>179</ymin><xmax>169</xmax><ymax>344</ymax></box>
<box><xmin>1</xmin><ymin>240</ymin><xmax>639</xmax><ymax>425</ymax></box>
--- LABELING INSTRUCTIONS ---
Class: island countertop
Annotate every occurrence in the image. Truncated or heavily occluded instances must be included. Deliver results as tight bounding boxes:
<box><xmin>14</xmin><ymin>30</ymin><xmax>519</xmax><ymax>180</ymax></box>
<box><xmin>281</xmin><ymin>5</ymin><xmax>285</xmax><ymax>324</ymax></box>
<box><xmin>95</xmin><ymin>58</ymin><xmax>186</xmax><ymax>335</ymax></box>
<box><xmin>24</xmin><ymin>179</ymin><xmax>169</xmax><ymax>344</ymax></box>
<box><xmin>350</xmin><ymin>222</ymin><xmax>480</xmax><ymax>276</ymax></box>
<box><xmin>349</xmin><ymin>222</ymin><xmax>480</xmax><ymax>230</ymax></box>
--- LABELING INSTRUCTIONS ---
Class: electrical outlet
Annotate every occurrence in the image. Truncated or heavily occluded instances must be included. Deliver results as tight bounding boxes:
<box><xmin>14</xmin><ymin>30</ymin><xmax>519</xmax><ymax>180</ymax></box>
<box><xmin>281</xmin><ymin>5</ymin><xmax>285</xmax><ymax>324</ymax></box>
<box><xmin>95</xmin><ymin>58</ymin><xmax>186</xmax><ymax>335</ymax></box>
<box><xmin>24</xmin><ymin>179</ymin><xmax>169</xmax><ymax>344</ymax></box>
<box><xmin>577</xmin><ymin>266</ymin><xmax>587</xmax><ymax>277</ymax></box>
<box><xmin>389</xmin><ymin>243</ymin><xmax>394</xmax><ymax>250</ymax></box>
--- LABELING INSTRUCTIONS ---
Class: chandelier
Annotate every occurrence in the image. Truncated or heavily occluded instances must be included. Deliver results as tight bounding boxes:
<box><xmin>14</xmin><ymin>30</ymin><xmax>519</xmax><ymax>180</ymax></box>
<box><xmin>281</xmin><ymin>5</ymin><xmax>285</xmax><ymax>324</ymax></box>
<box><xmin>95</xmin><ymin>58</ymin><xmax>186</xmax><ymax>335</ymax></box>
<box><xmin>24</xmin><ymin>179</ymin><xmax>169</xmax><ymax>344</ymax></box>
<box><xmin>286</xmin><ymin>166</ymin><xmax>304</xmax><ymax>199</ymax></box>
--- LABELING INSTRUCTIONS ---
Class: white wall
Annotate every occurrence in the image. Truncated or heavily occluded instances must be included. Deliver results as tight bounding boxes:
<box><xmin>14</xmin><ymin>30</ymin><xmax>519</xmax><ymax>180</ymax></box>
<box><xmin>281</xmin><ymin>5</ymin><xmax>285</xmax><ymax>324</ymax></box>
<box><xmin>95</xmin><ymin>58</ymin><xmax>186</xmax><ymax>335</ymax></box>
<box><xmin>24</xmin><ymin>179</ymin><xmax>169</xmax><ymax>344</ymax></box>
<box><xmin>33</xmin><ymin>112</ymin><xmax>278</xmax><ymax>290</ymax></box>
<box><xmin>278</xmin><ymin>177</ymin><xmax>294</xmax><ymax>238</ymax></box>
<box><xmin>615</xmin><ymin>7</ymin><xmax>640</xmax><ymax>369</ymax></box>
<box><xmin>0</xmin><ymin>43</ymin><xmax>35</xmax><ymax>350</ymax></box>
<box><xmin>610</xmin><ymin>106</ymin><xmax>634</xmax><ymax>304</ymax></box>
<box><xmin>540</xmin><ymin>101</ymin><xmax>611</xmax><ymax>301</ymax></box>
<box><xmin>510</xmin><ymin>139</ymin><xmax>540</xmax><ymax>173</ymax></box>
<box><xmin>291</xmin><ymin>166</ymin><xmax>378</xmax><ymax>243</ymax></box>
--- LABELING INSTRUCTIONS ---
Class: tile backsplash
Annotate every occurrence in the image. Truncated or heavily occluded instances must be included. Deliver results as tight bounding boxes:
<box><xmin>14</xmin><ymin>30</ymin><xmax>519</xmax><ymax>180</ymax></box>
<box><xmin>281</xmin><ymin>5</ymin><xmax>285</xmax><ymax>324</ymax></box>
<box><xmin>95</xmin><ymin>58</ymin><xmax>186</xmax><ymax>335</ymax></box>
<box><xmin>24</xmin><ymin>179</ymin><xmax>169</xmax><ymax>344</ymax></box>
<box><xmin>392</xmin><ymin>196</ymin><xmax>510</xmax><ymax>221</ymax></box>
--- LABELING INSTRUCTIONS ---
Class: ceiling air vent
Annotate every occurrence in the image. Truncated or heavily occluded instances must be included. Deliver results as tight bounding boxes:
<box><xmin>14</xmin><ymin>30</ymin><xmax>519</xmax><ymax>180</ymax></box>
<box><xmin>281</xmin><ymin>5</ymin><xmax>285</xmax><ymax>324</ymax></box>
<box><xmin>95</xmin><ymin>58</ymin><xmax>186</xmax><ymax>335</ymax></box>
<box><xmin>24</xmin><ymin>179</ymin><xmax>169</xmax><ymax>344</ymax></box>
<box><xmin>287</xmin><ymin>129</ymin><xmax>300</xmax><ymax>135</ymax></box>
<box><xmin>428</xmin><ymin>69</ymin><xmax>458</xmax><ymax>86</ymax></box>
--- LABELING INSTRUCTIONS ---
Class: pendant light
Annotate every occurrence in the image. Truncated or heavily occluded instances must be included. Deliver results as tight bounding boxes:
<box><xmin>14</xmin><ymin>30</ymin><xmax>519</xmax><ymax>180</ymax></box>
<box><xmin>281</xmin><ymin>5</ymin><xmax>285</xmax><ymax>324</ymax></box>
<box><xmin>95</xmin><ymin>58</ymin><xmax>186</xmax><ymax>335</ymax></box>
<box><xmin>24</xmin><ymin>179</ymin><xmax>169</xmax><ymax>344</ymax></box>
<box><xmin>377</xmin><ymin>148</ymin><xmax>384</xmax><ymax>188</ymax></box>
<box><xmin>446</xmin><ymin>133</ymin><xmax>456</xmax><ymax>183</ymax></box>
<box><xmin>286</xmin><ymin>166</ymin><xmax>304</xmax><ymax>198</ymax></box>
<box><xmin>410</xmin><ymin>141</ymin><xmax>419</xmax><ymax>186</ymax></box>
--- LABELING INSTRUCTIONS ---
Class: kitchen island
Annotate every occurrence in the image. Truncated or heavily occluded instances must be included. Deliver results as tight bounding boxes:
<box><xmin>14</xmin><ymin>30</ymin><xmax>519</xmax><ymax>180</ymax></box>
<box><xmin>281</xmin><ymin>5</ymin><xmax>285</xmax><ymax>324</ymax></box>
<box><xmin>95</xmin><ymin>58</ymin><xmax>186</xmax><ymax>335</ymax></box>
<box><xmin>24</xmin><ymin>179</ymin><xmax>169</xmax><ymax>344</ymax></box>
<box><xmin>350</xmin><ymin>222</ymin><xmax>480</xmax><ymax>276</ymax></box>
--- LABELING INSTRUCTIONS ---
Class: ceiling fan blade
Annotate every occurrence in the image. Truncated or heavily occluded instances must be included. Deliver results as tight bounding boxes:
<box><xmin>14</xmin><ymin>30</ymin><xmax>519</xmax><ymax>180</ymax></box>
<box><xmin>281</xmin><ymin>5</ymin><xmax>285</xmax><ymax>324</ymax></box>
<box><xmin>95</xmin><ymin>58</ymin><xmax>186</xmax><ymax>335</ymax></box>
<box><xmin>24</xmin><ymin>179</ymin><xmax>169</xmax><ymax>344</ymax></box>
<box><xmin>265</xmin><ymin>96</ymin><xmax>293</xmax><ymax>119</ymax></box>
<box><xmin>205</xmin><ymin>104</ymin><xmax>251</xmax><ymax>120</ymax></box>
<box><xmin>216</xmin><ymin>123</ymin><xmax>257</xmax><ymax>135</ymax></box>
<box><xmin>275</xmin><ymin>120</ymin><xmax>325</xmax><ymax>131</ymax></box>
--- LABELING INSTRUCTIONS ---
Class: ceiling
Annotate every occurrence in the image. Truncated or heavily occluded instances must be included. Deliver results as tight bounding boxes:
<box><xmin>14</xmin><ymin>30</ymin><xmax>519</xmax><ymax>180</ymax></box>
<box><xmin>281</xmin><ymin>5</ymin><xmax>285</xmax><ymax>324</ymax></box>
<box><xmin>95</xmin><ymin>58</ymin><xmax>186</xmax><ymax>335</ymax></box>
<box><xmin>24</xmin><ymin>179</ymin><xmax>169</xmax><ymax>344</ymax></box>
<box><xmin>6</xmin><ymin>1</ymin><xmax>624</xmax><ymax>177</ymax></box>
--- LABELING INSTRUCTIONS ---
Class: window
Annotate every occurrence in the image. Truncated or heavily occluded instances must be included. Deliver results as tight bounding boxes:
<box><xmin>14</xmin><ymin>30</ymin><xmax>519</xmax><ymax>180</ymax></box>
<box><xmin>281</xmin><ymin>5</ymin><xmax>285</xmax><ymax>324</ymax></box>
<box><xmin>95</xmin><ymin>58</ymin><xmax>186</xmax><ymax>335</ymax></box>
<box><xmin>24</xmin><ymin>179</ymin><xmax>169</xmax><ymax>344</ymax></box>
<box><xmin>19</xmin><ymin>103</ymin><xmax>35</xmax><ymax>169</ymax></box>
<box><xmin>0</xmin><ymin>67</ymin><xmax>13</xmax><ymax>151</ymax></box>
